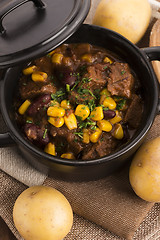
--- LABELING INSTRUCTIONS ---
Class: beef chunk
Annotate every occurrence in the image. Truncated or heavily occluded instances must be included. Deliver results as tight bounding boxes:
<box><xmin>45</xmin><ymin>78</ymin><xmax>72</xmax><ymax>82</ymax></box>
<box><xmin>50</xmin><ymin>126</ymin><xmax>84</xmax><ymax>155</ymax></box>
<box><xmin>20</xmin><ymin>82</ymin><xmax>56</xmax><ymax>100</ymax></box>
<box><xmin>69</xmin><ymin>63</ymin><xmax>108</xmax><ymax>105</ymax></box>
<box><xmin>83</xmin><ymin>63</ymin><xmax>108</xmax><ymax>91</ymax></box>
<box><xmin>34</xmin><ymin>56</ymin><xmax>53</xmax><ymax>75</ymax></box>
<box><xmin>124</xmin><ymin>94</ymin><xmax>143</xmax><ymax>128</ymax></box>
<box><xmin>107</xmin><ymin>62</ymin><xmax>134</xmax><ymax>98</ymax></box>
<box><xmin>24</xmin><ymin>123</ymin><xmax>50</xmax><ymax>146</ymax></box>
<box><xmin>68</xmin><ymin>89</ymin><xmax>94</xmax><ymax>105</ymax></box>
<box><xmin>82</xmin><ymin>133</ymin><xmax>118</xmax><ymax>160</ymax></box>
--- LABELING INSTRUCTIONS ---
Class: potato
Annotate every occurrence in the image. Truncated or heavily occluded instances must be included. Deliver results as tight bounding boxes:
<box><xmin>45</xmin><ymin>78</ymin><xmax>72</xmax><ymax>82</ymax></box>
<box><xmin>13</xmin><ymin>186</ymin><xmax>73</xmax><ymax>240</ymax></box>
<box><xmin>93</xmin><ymin>0</ymin><xmax>151</xmax><ymax>44</ymax></box>
<box><xmin>129</xmin><ymin>137</ymin><xmax>160</xmax><ymax>202</ymax></box>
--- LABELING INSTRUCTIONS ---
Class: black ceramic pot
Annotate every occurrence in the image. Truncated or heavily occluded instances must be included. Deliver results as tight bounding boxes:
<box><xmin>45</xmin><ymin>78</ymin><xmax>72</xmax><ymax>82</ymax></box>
<box><xmin>0</xmin><ymin>24</ymin><xmax>160</xmax><ymax>180</ymax></box>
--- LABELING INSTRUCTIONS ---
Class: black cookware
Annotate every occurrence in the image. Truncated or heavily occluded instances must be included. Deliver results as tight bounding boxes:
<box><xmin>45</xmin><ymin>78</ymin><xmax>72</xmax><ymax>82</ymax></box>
<box><xmin>0</xmin><ymin>1</ymin><xmax>160</xmax><ymax>180</ymax></box>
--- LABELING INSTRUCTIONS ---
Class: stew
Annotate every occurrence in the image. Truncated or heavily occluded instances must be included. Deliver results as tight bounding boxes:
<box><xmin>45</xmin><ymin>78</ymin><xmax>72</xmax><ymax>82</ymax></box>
<box><xmin>14</xmin><ymin>43</ymin><xmax>143</xmax><ymax>160</ymax></box>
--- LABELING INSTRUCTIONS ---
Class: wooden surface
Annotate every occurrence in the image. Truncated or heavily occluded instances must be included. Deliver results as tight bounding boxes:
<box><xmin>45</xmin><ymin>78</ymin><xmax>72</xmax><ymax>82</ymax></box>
<box><xmin>150</xmin><ymin>19</ymin><xmax>160</xmax><ymax>82</ymax></box>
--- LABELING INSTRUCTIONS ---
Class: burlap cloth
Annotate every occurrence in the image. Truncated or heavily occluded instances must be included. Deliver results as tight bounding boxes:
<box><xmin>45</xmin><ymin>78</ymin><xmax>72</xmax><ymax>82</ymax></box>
<box><xmin>1</xmin><ymin>1</ymin><xmax>160</xmax><ymax>239</ymax></box>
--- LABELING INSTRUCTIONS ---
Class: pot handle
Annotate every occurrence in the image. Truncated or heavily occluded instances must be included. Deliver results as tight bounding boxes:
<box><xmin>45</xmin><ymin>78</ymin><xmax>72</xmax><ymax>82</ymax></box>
<box><xmin>142</xmin><ymin>46</ymin><xmax>160</xmax><ymax>61</ymax></box>
<box><xmin>0</xmin><ymin>132</ymin><xmax>14</xmax><ymax>147</ymax></box>
<box><xmin>0</xmin><ymin>0</ymin><xmax>45</xmax><ymax>34</ymax></box>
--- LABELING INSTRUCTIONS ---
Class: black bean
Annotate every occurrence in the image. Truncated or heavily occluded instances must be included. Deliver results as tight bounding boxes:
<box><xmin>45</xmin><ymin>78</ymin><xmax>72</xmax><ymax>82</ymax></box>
<box><xmin>103</xmin><ymin>110</ymin><xmax>116</xmax><ymax>119</ymax></box>
<box><xmin>37</xmin><ymin>129</ymin><xmax>50</xmax><ymax>146</ymax></box>
<box><xmin>28</xmin><ymin>94</ymin><xmax>51</xmax><ymax>116</ymax></box>
<box><xmin>56</xmin><ymin>66</ymin><xmax>76</xmax><ymax>86</ymax></box>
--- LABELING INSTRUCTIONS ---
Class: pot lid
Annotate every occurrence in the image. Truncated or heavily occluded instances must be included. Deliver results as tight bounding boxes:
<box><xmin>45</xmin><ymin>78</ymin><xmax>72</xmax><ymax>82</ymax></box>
<box><xmin>0</xmin><ymin>0</ymin><xmax>91</xmax><ymax>68</ymax></box>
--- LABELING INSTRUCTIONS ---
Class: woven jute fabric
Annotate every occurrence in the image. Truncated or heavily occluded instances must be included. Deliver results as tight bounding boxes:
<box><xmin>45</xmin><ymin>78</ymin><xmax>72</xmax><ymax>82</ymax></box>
<box><xmin>1</xmin><ymin>0</ymin><xmax>160</xmax><ymax>239</ymax></box>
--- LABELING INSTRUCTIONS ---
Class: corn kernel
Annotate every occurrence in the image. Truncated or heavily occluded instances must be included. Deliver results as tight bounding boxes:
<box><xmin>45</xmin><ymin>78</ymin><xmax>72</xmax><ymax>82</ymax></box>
<box><xmin>49</xmin><ymin>100</ymin><xmax>60</xmax><ymax>107</ymax></box>
<box><xmin>52</xmin><ymin>53</ymin><xmax>63</xmax><ymax>64</ymax></box>
<box><xmin>44</xmin><ymin>142</ymin><xmax>56</xmax><ymax>156</ymax></box>
<box><xmin>103</xmin><ymin>56</ymin><xmax>113</xmax><ymax>64</ymax></box>
<box><xmin>100</xmin><ymin>88</ymin><xmax>110</xmax><ymax>96</ymax></box>
<box><xmin>82</xmin><ymin>129</ymin><xmax>90</xmax><ymax>144</ymax></box>
<box><xmin>32</xmin><ymin>71</ymin><xmax>48</xmax><ymax>82</ymax></box>
<box><xmin>97</xmin><ymin>119</ymin><xmax>112</xmax><ymax>132</ymax></box>
<box><xmin>64</xmin><ymin>113</ymin><xmax>77</xmax><ymax>130</ymax></box>
<box><xmin>113</xmin><ymin>124</ymin><xmax>124</xmax><ymax>139</ymax></box>
<box><xmin>99</xmin><ymin>94</ymin><xmax>107</xmax><ymax>105</ymax></box>
<box><xmin>22</xmin><ymin>65</ymin><xmax>37</xmax><ymax>75</ymax></box>
<box><xmin>75</xmin><ymin>104</ymin><xmax>90</xmax><ymax>121</ymax></box>
<box><xmin>60</xmin><ymin>100</ymin><xmax>71</xmax><ymax>109</ymax></box>
<box><xmin>90</xmin><ymin>127</ymin><xmax>102</xmax><ymax>143</ymax></box>
<box><xmin>47</xmin><ymin>106</ymin><xmax>65</xmax><ymax>118</ymax></box>
<box><xmin>47</xmin><ymin>49</ymin><xmax>56</xmax><ymax>56</ymax></box>
<box><xmin>61</xmin><ymin>153</ymin><xmax>75</xmax><ymax>159</ymax></box>
<box><xmin>103</xmin><ymin>97</ymin><xmax>117</xmax><ymax>110</ymax></box>
<box><xmin>81</xmin><ymin>54</ymin><xmax>93</xmax><ymax>63</ymax></box>
<box><xmin>48</xmin><ymin>117</ymin><xmax>64</xmax><ymax>128</ymax></box>
<box><xmin>90</xmin><ymin>106</ymin><xmax>104</xmax><ymax>121</ymax></box>
<box><xmin>18</xmin><ymin>100</ymin><xmax>31</xmax><ymax>115</ymax></box>
<box><xmin>110</xmin><ymin>110</ymin><xmax>122</xmax><ymax>124</ymax></box>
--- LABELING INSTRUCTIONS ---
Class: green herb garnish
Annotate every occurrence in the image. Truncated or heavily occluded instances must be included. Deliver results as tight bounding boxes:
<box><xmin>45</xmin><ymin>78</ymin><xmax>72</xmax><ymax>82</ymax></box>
<box><xmin>43</xmin><ymin>129</ymin><xmax>48</xmax><ymax>139</ymax></box>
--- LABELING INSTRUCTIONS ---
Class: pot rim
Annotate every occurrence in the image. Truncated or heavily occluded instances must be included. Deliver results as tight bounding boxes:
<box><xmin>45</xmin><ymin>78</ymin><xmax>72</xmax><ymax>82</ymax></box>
<box><xmin>1</xmin><ymin>24</ymin><xmax>159</xmax><ymax>167</ymax></box>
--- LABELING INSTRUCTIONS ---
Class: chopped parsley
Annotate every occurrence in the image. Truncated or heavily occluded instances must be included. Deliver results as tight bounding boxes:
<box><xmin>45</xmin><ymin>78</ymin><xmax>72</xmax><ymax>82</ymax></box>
<box><xmin>66</xmin><ymin>84</ymin><xmax>70</xmax><ymax>92</ymax></box>
<box><xmin>26</xmin><ymin>120</ymin><xmax>32</xmax><ymax>124</ymax></box>
<box><xmin>74</xmin><ymin>132</ymin><xmax>83</xmax><ymax>139</ymax></box>
<box><xmin>121</xmin><ymin>70</ymin><xmax>126</xmax><ymax>75</ymax></box>
<box><xmin>51</xmin><ymin>89</ymin><xmax>65</xmax><ymax>102</ymax></box>
<box><xmin>43</xmin><ymin>129</ymin><xmax>48</xmax><ymax>139</ymax></box>
<box><xmin>116</xmin><ymin>99</ymin><xmax>126</xmax><ymax>110</ymax></box>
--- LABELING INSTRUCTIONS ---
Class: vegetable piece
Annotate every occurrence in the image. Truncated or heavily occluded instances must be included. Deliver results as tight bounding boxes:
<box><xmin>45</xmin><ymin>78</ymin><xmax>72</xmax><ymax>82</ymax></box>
<box><xmin>102</xmin><ymin>97</ymin><xmax>116</xmax><ymax>110</ymax></box>
<box><xmin>18</xmin><ymin>100</ymin><xmax>31</xmax><ymax>115</ymax></box>
<box><xmin>32</xmin><ymin>71</ymin><xmax>48</xmax><ymax>82</ymax></box>
<box><xmin>49</xmin><ymin>100</ymin><xmax>60</xmax><ymax>107</ymax></box>
<box><xmin>22</xmin><ymin>65</ymin><xmax>37</xmax><ymax>75</ymax></box>
<box><xmin>90</xmin><ymin>106</ymin><xmax>104</xmax><ymax>121</ymax></box>
<box><xmin>64</xmin><ymin>113</ymin><xmax>77</xmax><ymax>130</ymax></box>
<box><xmin>75</xmin><ymin>104</ymin><xmax>90</xmax><ymax>121</ymax></box>
<box><xmin>60</xmin><ymin>100</ymin><xmax>71</xmax><ymax>109</ymax></box>
<box><xmin>103</xmin><ymin>56</ymin><xmax>113</xmax><ymax>64</ymax></box>
<box><xmin>110</xmin><ymin>110</ymin><xmax>122</xmax><ymax>124</ymax></box>
<box><xmin>82</xmin><ymin>129</ymin><xmax>90</xmax><ymax>144</ymax></box>
<box><xmin>97</xmin><ymin>119</ymin><xmax>112</xmax><ymax>132</ymax></box>
<box><xmin>61</xmin><ymin>153</ymin><xmax>75</xmax><ymax>159</ymax></box>
<box><xmin>90</xmin><ymin>127</ymin><xmax>102</xmax><ymax>143</ymax></box>
<box><xmin>100</xmin><ymin>88</ymin><xmax>110</xmax><ymax>96</ymax></box>
<box><xmin>52</xmin><ymin>53</ymin><xmax>63</xmax><ymax>64</ymax></box>
<box><xmin>81</xmin><ymin>54</ymin><xmax>93</xmax><ymax>63</ymax></box>
<box><xmin>112</xmin><ymin>123</ymin><xmax>124</xmax><ymax>139</ymax></box>
<box><xmin>93</xmin><ymin>0</ymin><xmax>151</xmax><ymax>44</ymax></box>
<box><xmin>44</xmin><ymin>142</ymin><xmax>56</xmax><ymax>156</ymax></box>
<box><xmin>13</xmin><ymin>186</ymin><xmax>73</xmax><ymax>240</ymax></box>
<box><xmin>129</xmin><ymin>137</ymin><xmax>160</xmax><ymax>202</ymax></box>
<box><xmin>48</xmin><ymin>117</ymin><xmax>64</xmax><ymax>128</ymax></box>
<box><xmin>47</xmin><ymin>106</ymin><xmax>65</xmax><ymax>118</ymax></box>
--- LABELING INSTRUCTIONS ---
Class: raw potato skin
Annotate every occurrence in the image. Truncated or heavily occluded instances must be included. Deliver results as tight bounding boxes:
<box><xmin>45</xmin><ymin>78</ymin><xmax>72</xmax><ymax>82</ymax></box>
<box><xmin>13</xmin><ymin>186</ymin><xmax>73</xmax><ymax>240</ymax></box>
<box><xmin>129</xmin><ymin>137</ymin><xmax>160</xmax><ymax>202</ymax></box>
<box><xmin>93</xmin><ymin>0</ymin><xmax>151</xmax><ymax>44</ymax></box>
